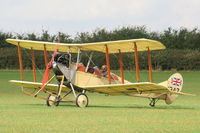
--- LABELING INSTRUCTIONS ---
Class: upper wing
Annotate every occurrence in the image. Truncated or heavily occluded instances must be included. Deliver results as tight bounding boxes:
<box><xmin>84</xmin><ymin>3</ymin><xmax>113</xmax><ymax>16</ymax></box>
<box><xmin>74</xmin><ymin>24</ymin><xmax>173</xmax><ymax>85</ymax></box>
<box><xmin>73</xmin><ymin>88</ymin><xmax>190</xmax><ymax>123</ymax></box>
<box><xmin>6</xmin><ymin>39</ymin><xmax>80</xmax><ymax>53</ymax></box>
<box><xmin>9</xmin><ymin>80</ymin><xmax>71</xmax><ymax>92</ymax></box>
<box><xmin>6</xmin><ymin>38</ymin><xmax>165</xmax><ymax>53</ymax></box>
<box><xmin>80</xmin><ymin>82</ymin><xmax>189</xmax><ymax>95</ymax></box>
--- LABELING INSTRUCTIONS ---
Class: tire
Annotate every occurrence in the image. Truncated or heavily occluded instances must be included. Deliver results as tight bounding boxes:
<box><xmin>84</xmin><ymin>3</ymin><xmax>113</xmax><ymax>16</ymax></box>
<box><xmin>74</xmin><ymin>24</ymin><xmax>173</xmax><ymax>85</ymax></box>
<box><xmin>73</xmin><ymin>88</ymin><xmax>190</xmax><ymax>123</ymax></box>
<box><xmin>46</xmin><ymin>93</ymin><xmax>59</xmax><ymax>106</ymax></box>
<box><xmin>76</xmin><ymin>93</ymin><xmax>89</xmax><ymax>108</ymax></box>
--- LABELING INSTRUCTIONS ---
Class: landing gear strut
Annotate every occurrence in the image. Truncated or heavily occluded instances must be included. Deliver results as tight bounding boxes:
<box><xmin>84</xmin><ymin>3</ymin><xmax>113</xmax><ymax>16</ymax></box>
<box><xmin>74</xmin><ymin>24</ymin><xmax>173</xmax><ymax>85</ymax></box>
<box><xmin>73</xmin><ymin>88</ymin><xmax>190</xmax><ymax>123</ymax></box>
<box><xmin>45</xmin><ymin>75</ymin><xmax>89</xmax><ymax>108</ymax></box>
<box><xmin>70</xmin><ymin>83</ymin><xmax>88</xmax><ymax>108</ymax></box>
<box><xmin>149</xmin><ymin>98</ymin><xmax>158</xmax><ymax>107</ymax></box>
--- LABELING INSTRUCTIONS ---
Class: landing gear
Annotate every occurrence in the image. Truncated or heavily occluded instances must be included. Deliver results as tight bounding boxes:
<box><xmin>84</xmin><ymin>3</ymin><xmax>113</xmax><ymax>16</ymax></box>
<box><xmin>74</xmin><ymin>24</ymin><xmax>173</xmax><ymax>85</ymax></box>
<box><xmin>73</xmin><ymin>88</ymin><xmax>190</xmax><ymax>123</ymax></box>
<box><xmin>76</xmin><ymin>93</ymin><xmax>89</xmax><ymax>108</ymax></box>
<box><xmin>149</xmin><ymin>98</ymin><xmax>158</xmax><ymax>107</ymax></box>
<box><xmin>46</xmin><ymin>93</ymin><xmax>60</xmax><ymax>106</ymax></box>
<box><xmin>46</xmin><ymin>80</ymin><xmax>89</xmax><ymax>107</ymax></box>
<box><xmin>70</xmin><ymin>83</ymin><xmax>88</xmax><ymax>108</ymax></box>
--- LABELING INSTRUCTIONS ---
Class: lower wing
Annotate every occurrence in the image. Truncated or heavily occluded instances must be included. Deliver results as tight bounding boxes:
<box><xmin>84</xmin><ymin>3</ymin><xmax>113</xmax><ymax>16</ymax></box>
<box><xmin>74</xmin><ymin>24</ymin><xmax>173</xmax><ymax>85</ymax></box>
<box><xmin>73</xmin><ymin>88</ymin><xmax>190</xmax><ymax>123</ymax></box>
<box><xmin>80</xmin><ymin>82</ymin><xmax>193</xmax><ymax>96</ymax></box>
<box><xmin>9</xmin><ymin>80</ymin><xmax>71</xmax><ymax>92</ymax></box>
<box><xmin>10</xmin><ymin>80</ymin><xmax>193</xmax><ymax>96</ymax></box>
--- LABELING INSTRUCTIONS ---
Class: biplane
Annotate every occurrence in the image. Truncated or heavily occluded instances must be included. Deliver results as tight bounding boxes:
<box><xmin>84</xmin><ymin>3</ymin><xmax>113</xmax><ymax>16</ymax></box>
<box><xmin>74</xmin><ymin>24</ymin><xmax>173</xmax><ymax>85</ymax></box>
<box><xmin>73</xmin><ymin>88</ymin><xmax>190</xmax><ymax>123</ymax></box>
<box><xmin>6</xmin><ymin>38</ymin><xmax>192</xmax><ymax>107</ymax></box>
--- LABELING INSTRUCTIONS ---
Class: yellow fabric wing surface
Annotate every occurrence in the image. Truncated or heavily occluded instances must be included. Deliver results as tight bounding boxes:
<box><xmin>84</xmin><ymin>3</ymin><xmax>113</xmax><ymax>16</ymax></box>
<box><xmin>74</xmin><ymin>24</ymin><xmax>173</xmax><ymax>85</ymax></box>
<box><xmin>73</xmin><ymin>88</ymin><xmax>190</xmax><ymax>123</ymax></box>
<box><xmin>9</xmin><ymin>80</ymin><xmax>71</xmax><ymax>92</ymax></box>
<box><xmin>6</xmin><ymin>38</ymin><xmax>165</xmax><ymax>53</ymax></box>
<box><xmin>80</xmin><ymin>82</ymin><xmax>171</xmax><ymax>95</ymax></box>
<box><xmin>81</xmin><ymin>83</ymin><xmax>192</xmax><ymax>95</ymax></box>
<box><xmin>10</xmin><ymin>80</ymin><xmax>191</xmax><ymax>96</ymax></box>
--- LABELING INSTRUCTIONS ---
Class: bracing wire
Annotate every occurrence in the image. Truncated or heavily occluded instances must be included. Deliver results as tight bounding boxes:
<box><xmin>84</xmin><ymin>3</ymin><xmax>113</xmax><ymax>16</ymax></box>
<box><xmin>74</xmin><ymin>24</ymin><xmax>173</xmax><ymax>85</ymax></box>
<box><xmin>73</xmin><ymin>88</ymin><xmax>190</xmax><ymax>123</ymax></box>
<box><xmin>23</xmin><ymin>48</ymin><xmax>50</xmax><ymax>78</ymax></box>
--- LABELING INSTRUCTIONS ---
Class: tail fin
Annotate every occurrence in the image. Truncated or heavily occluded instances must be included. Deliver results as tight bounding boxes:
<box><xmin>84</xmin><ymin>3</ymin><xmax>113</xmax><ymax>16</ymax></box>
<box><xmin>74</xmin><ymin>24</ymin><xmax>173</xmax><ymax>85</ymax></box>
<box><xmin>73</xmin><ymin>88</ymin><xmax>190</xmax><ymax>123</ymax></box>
<box><xmin>165</xmin><ymin>73</ymin><xmax>183</xmax><ymax>104</ymax></box>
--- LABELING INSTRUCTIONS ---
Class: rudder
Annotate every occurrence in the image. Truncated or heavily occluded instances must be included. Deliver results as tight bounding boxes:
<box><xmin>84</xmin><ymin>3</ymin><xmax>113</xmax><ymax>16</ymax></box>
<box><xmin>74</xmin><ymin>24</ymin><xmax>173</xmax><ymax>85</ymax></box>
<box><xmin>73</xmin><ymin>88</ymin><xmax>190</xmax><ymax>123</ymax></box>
<box><xmin>165</xmin><ymin>73</ymin><xmax>183</xmax><ymax>104</ymax></box>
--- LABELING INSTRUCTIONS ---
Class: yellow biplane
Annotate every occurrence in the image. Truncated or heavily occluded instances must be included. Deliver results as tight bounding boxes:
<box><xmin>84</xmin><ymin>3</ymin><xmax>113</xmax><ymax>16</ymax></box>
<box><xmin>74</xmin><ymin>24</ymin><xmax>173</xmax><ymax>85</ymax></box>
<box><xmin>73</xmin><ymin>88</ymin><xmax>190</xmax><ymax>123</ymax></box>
<box><xmin>6</xmin><ymin>38</ymin><xmax>192</xmax><ymax>107</ymax></box>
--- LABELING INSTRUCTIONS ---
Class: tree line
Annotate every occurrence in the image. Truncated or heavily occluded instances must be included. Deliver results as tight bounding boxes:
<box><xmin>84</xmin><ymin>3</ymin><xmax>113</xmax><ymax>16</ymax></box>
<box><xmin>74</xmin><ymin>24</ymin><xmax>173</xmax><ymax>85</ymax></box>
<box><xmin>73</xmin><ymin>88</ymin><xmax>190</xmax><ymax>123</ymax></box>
<box><xmin>0</xmin><ymin>26</ymin><xmax>200</xmax><ymax>70</ymax></box>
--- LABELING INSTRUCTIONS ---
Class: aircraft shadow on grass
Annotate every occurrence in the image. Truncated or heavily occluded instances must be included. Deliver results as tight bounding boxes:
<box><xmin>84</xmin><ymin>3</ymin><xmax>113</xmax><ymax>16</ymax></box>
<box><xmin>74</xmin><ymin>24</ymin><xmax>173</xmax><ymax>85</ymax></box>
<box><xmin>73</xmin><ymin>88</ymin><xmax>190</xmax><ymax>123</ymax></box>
<box><xmin>87</xmin><ymin>105</ymin><xmax>195</xmax><ymax>110</ymax></box>
<box><xmin>23</xmin><ymin>103</ymin><xmax>196</xmax><ymax>110</ymax></box>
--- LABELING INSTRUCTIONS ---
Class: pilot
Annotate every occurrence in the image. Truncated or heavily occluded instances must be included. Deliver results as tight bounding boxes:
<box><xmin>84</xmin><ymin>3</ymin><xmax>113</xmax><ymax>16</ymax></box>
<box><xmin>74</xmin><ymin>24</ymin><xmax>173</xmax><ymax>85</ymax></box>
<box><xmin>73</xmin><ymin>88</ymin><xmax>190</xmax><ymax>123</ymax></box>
<box><xmin>101</xmin><ymin>65</ymin><xmax>108</xmax><ymax>77</ymax></box>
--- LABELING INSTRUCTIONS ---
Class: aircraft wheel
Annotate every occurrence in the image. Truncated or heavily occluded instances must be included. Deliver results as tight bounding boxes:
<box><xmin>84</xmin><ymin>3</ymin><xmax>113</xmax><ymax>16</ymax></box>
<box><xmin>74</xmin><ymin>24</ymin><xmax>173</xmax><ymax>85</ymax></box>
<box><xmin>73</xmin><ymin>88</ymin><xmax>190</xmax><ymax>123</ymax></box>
<box><xmin>149</xmin><ymin>98</ymin><xmax>157</xmax><ymax>107</ymax></box>
<box><xmin>76</xmin><ymin>93</ymin><xmax>88</xmax><ymax>108</ymax></box>
<box><xmin>149</xmin><ymin>102</ymin><xmax>155</xmax><ymax>107</ymax></box>
<box><xmin>46</xmin><ymin>93</ymin><xmax>59</xmax><ymax>106</ymax></box>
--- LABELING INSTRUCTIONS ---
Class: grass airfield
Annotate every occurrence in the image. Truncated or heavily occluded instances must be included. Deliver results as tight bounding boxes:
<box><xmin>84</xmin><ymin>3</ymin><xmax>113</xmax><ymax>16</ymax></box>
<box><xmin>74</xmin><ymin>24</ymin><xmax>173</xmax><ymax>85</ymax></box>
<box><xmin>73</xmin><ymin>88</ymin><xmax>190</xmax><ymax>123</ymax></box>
<box><xmin>0</xmin><ymin>70</ymin><xmax>200</xmax><ymax>133</ymax></box>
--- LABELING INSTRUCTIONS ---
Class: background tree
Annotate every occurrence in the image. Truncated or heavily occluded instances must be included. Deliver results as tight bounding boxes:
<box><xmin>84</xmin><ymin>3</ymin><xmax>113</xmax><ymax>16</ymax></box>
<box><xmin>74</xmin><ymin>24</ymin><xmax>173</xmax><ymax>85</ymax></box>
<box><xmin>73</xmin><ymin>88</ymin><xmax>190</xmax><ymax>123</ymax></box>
<box><xmin>0</xmin><ymin>26</ymin><xmax>200</xmax><ymax>70</ymax></box>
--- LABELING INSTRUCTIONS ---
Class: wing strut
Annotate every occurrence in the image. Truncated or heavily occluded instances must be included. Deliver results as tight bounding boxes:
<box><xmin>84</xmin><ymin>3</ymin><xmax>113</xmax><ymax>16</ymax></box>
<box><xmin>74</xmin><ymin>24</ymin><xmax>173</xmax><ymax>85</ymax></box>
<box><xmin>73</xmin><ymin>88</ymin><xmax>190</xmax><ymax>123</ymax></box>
<box><xmin>147</xmin><ymin>47</ymin><xmax>153</xmax><ymax>82</ymax></box>
<box><xmin>118</xmin><ymin>49</ymin><xmax>124</xmax><ymax>84</ymax></box>
<box><xmin>105</xmin><ymin>45</ymin><xmax>111</xmax><ymax>84</ymax></box>
<box><xmin>134</xmin><ymin>42</ymin><xmax>140</xmax><ymax>82</ymax></box>
<box><xmin>31</xmin><ymin>47</ymin><xmax>37</xmax><ymax>82</ymax></box>
<box><xmin>85</xmin><ymin>52</ymin><xmax>94</xmax><ymax>72</ymax></box>
<box><xmin>17</xmin><ymin>43</ymin><xmax>24</xmax><ymax>80</ymax></box>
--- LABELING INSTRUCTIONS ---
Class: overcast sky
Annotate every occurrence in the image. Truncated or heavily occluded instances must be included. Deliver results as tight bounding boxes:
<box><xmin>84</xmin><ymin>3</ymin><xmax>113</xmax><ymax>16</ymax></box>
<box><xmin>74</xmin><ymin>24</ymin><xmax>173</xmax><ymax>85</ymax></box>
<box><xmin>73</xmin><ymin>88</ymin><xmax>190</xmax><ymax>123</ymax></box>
<box><xmin>0</xmin><ymin>0</ymin><xmax>200</xmax><ymax>36</ymax></box>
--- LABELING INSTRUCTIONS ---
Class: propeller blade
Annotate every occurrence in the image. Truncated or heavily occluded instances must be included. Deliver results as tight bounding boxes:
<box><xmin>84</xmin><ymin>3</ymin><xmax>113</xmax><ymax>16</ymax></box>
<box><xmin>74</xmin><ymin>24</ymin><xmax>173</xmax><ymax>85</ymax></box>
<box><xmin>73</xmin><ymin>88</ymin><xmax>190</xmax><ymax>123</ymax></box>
<box><xmin>40</xmin><ymin>40</ymin><xmax>60</xmax><ymax>90</ymax></box>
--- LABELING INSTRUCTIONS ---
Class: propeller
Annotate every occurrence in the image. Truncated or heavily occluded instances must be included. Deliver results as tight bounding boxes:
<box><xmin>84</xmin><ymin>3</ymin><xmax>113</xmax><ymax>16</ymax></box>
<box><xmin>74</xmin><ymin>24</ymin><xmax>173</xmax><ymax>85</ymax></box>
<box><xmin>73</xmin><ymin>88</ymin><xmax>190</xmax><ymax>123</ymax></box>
<box><xmin>40</xmin><ymin>40</ymin><xmax>60</xmax><ymax>90</ymax></box>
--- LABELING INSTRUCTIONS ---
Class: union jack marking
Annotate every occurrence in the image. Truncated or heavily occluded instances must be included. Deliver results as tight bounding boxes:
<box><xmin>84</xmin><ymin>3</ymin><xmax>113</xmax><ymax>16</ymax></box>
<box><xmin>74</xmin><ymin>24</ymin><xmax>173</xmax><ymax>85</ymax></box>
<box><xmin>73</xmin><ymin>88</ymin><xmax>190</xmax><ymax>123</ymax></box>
<box><xmin>171</xmin><ymin>77</ymin><xmax>182</xmax><ymax>87</ymax></box>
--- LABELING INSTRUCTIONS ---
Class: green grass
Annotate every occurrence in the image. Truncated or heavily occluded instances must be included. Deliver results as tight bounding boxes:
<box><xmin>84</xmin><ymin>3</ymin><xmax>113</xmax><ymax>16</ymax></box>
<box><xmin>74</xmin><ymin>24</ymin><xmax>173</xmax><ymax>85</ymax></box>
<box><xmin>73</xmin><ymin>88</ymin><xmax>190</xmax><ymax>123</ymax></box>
<box><xmin>0</xmin><ymin>70</ymin><xmax>200</xmax><ymax>133</ymax></box>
